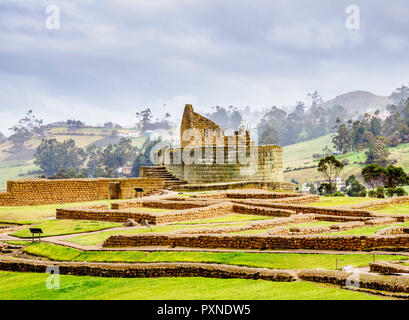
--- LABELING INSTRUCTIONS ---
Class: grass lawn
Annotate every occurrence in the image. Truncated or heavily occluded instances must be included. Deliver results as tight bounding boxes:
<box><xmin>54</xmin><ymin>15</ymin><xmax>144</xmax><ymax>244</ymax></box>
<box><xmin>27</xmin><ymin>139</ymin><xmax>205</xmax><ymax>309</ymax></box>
<box><xmin>371</xmin><ymin>203</ymin><xmax>409</xmax><ymax>215</ymax></box>
<box><xmin>323</xmin><ymin>221</ymin><xmax>409</xmax><ymax>236</ymax></box>
<box><xmin>0</xmin><ymin>199</ymin><xmax>121</xmax><ymax>224</ymax></box>
<box><xmin>67</xmin><ymin>223</ymin><xmax>248</xmax><ymax>246</ymax></box>
<box><xmin>11</xmin><ymin>220</ymin><xmax>122</xmax><ymax>238</ymax></box>
<box><xmin>22</xmin><ymin>243</ymin><xmax>407</xmax><ymax>270</ymax></box>
<box><xmin>170</xmin><ymin>214</ymin><xmax>273</xmax><ymax>225</ymax></box>
<box><xmin>0</xmin><ymin>271</ymin><xmax>387</xmax><ymax>300</ymax></box>
<box><xmin>307</xmin><ymin>197</ymin><xmax>371</xmax><ymax>207</ymax></box>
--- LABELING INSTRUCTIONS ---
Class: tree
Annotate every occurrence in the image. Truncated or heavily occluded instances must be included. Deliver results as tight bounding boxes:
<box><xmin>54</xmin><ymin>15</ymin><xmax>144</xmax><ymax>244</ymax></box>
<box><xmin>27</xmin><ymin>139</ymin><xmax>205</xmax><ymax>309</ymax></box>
<box><xmin>365</xmin><ymin>136</ymin><xmax>390</xmax><ymax>166</ymax></box>
<box><xmin>131</xmin><ymin>138</ymin><xmax>161</xmax><ymax>176</ymax></box>
<box><xmin>385</xmin><ymin>165</ymin><xmax>409</xmax><ymax>188</ymax></box>
<box><xmin>100</xmin><ymin>138</ymin><xmax>136</xmax><ymax>174</ymax></box>
<box><xmin>345</xmin><ymin>175</ymin><xmax>366</xmax><ymax>197</ymax></box>
<box><xmin>8</xmin><ymin>110</ymin><xmax>43</xmax><ymax>151</ymax></box>
<box><xmin>390</xmin><ymin>84</ymin><xmax>409</xmax><ymax>104</ymax></box>
<box><xmin>332</xmin><ymin>122</ymin><xmax>352</xmax><ymax>154</ymax></box>
<box><xmin>317</xmin><ymin>155</ymin><xmax>344</xmax><ymax>193</ymax></box>
<box><xmin>34</xmin><ymin>139</ymin><xmax>86</xmax><ymax>176</ymax></box>
<box><xmin>136</xmin><ymin>108</ymin><xmax>153</xmax><ymax>132</ymax></box>
<box><xmin>66</xmin><ymin>120</ymin><xmax>84</xmax><ymax>128</ymax></box>
<box><xmin>362</xmin><ymin>164</ymin><xmax>387</xmax><ymax>189</ymax></box>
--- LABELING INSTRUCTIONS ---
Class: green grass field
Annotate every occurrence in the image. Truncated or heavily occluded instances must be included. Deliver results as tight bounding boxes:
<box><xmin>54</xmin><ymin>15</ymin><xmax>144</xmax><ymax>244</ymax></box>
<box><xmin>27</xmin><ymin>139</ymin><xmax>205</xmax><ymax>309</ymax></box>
<box><xmin>307</xmin><ymin>197</ymin><xmax>371</xmax><ymax>207</ymax></box>
<box><xmin>283</xmin><ymin>134</ymin><xmax>333</xmax><ymax>170</ymax></box>
<box><xmin>0</xmin><ymin>271</ymin><xmax>387</xmax><ymax>300</ymax></box>
<box><xmin>67</xmin><ymin>223</ymin><xmax>249</xmax><ymax>246</ymax></box>
<box><xmin>170</xmin><ymin>214</ymin><xmax>272</xmax><ymax>225</ymax></box>
<box><xmin>11</xmin><ymin>220</ymin><xmax>122</xmax><ymax>238</ymax></box>
<box><xmin>22</xmin><ymin>243</ymin><xmax>407</xmax><ymax>269</ymax></box>
<box><xmin>283</xmin><ymin>137</ymin><xmax>409</xmax><ymax>186</ymax></box>
<box><xmin>371</xmin><ymin>203</ymin><xmax>409</xmax><ymax>215</ymax></box>
<box><xmin>324</xmin><ymin>221</ymin><xmax>409</xmax><ymax>236</ymax></box>
<box><xmin>0</xmin><ymin>199</ymin><xmax>120</xmax><ymax>224</ymax></box>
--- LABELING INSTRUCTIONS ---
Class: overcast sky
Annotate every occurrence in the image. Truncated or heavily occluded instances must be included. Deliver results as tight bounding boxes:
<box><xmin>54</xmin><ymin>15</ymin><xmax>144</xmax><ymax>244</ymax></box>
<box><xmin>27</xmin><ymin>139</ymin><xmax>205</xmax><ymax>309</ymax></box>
<box><xmin>0</xmin><ymin>0</ymin><xmax>408</xmax><ymax>134</ymax></box>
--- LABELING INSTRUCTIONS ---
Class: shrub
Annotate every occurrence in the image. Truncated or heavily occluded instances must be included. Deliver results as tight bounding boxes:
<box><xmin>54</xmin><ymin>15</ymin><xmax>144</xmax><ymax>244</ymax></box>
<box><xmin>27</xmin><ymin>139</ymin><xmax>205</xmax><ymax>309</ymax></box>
<box><xmin>357</xmin><ymin>190</ymin><xmax>367</xmax><ymax>197</ymax></box>
<box><xmin>368</xmin><ymin>190</ymin><xmax>377</xmax><ymax>198</ymax></box>
<box><xmin>395</xmin><ymin>187</ymin><xmax>408</xmax><ymax>197</ymax></box>
<box><xmin>328</xmin><ymin>191</ymin><xmax>345</xmax><ymax>197</ymax></box>
<box><xmin>376</xmin><ymin>186</ymin><xmax>385</xmax><ymax>198</ymax></box>
<box><xmin>386</xmin><ymin>188</ymin><xmax>395</xmax><ymax>198</ymax></box>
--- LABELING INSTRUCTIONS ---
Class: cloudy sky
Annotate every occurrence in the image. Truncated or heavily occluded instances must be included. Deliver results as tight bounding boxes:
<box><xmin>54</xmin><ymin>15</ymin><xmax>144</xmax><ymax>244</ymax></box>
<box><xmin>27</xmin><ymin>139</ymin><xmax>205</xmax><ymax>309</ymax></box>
<box><xmin>0</xmin><ymin>0</ymin><xmax>408</xmax><ymax>134</ymax></box>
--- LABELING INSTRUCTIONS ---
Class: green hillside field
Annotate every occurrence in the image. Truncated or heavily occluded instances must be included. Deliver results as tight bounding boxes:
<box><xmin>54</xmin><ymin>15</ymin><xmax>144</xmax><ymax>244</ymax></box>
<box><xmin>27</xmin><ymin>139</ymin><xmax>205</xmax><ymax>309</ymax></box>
<box><xmin>0</xmin><ymin>126</ymin><xmax>146</xmax><ymax>191</ymax></box>
<box><xmin>283</xmin><ymin>135</ymin><xmax>409</xmax><ymax>186</ymax></box>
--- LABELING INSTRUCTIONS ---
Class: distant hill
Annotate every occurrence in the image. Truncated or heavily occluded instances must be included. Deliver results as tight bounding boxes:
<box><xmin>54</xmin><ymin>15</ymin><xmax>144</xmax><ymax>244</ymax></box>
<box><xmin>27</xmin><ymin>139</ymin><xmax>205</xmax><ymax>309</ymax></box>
<box><xmin>322</xmin><ymin>91</ymin><xmax>393</xmax><ymax>114</ymax></box>
<box><xmin>0</xmin><ymin>126</ymin><xmax>146</xmax><ymax>190</ymax></box>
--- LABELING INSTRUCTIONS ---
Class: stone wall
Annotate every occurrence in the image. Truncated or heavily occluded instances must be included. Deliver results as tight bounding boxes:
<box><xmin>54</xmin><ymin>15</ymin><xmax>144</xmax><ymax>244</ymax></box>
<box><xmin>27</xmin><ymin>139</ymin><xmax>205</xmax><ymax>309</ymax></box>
<box><xmin>0</xmin><ymin>257</ymin><xmax>295</xmax><ymax>282</ymax></box>
<box><xmin>57</xmin><ymin>202</ymin><xmax>234</xmax><ymax>224</ymax></box>
<box><xmin>370</xmin><ymin>261</ymin><xmax>409</xmax><ymax>274</ymax></box>
<box><xmin>103</xmin><ymin>233</ymin><xmax>409</xmax><ymax>251</ymax></box>
<box><xmin>165</xmin><ymin>145</ymin><xmax>284</xmax><ymax>184</ymax></box>
<box><xmin>0</xmin><ymin>178</ymin><xmax>164</xmax><ymax>206</ymax></box>
<box><xmin>230</xmin><ymin>200</ymin><xmax>375</xmax><ymax>217</ymax></box>
<box><xmin>174</xmin><ymin>181</ymin><xmax>296</xmax><ymax>192</ymax></box>
<box><xmin>298</xmin><ymin>269</ymin><xmax>409</xmax><ymax>293</ymax></box>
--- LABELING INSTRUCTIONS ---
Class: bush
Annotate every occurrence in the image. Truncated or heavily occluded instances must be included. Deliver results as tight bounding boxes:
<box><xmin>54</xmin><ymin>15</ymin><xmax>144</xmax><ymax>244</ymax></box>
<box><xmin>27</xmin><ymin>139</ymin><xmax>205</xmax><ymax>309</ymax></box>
<box><xmin>368</xmin><ymin>190</ymin><xmax>377</xmax><ymax>198</ymax></box>
<box><xmin>376</xmin><ymin>186</ymin><xmax>385</xmax><ymax>198</ymax></box>
<box><xmin>357</xmin><ymin>190</ymin><xmax>367</xmax><ymax>197</ymax></box>
<box><xmin>395</xmin><ymin>187</ymin><xmax>408</xmax><ymax>197</ymax></box>
<box><xmin>386</xmin><ymin>188</ymin><xmax>395</xmax><ymax>198</ymax></box>
<box><xmin>327</xmin><ymin>191</ymin><xmax>345</xmax><ymax>197</ymax></box>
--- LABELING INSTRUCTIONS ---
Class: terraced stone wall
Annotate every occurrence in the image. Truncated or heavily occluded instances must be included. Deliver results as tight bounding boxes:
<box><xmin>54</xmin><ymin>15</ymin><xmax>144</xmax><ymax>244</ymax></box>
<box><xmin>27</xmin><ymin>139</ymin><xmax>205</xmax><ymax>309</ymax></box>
<box><xmin>0</xmin><ymin>178</ymin><xmax>164</xmax><ymax>206</ymax></box>
<box><xmin>103</xmin><ymin>233</ymin><xmax>409</xmax><ymax>251</ymax></box>
<box><xmin>165</xmin><ymin>146</ymin><xmax>283</xmax><ymax>184</ymax></box>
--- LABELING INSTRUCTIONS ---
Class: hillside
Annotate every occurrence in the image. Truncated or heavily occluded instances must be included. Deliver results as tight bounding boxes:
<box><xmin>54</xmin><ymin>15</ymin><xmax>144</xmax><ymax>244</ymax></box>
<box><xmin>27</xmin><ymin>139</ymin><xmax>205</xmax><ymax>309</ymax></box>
<box><xmin>284</xmin><ymin>137</ymin><xmax>409</xmax><ymax>186</ymax></box>
<box><xmin>0</xmin><ymin>126</ymin><xmax>146</xmax><ymax>191</ymax></box>
<box><xmin>322</xmin><ymin>91</ymin><xmax>393</xmax><ymax>114</ymax></box>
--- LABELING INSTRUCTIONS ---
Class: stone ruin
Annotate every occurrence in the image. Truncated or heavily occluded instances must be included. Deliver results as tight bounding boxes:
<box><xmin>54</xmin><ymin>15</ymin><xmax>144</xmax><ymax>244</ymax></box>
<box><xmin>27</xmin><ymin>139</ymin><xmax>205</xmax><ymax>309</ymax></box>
<box><xmin>145</xmin><ymin>104</ymin><xmax>289</xmax><ymax>186</ymax></box>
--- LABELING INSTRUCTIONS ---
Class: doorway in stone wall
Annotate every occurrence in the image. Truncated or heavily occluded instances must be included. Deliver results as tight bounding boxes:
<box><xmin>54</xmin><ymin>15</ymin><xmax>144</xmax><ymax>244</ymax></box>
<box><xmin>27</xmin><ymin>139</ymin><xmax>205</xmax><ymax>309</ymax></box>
<box><xmin>109</xmin><ymin>182</ymin><xmax>121</xmax><ymax>199</ymax></box>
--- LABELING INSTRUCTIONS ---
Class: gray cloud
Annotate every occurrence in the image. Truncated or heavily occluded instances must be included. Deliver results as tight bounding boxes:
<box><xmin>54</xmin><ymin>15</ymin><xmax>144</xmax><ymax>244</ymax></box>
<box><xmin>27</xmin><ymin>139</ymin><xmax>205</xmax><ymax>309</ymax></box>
<box><xmin>0</xmin><ymin>0</ymin><xmax>408</xmax><ymax>134</ymax></box>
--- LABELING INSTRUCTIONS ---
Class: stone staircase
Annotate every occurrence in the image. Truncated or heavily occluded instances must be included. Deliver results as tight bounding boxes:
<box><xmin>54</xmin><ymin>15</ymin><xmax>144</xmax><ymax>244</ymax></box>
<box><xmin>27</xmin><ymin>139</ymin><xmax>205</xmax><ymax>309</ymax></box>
<box><xmin>139</xmin><ymin>166</ymin><xmax>186</xmax><ymax>189</ymax></box>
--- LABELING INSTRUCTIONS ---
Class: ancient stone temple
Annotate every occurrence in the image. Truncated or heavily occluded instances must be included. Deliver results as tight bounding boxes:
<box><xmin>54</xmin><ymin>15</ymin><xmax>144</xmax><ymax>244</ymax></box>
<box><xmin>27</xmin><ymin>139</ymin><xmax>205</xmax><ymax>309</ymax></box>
<box><xmin>148</xmin><ymin>104</ymin><xmax>287</xmax><ymax>185</ymax></box>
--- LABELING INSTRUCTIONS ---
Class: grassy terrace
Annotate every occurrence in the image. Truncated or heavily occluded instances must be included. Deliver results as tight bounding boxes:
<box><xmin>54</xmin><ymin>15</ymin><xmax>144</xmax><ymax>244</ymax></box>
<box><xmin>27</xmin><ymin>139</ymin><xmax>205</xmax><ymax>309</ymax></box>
<box><xmin>228</xmin><ymin>221</ymin><xmax>335</xmax><ymax>235</ymax></box>
<box><xmin>0</xmin><ymin>271</ymin><xmax>387</xmax><ymax>300</ymax></box>
<box><xmin>323</xmin><ymin>221</ymin><xmax>409</xmax><ymax>236</ymax></box>
<box><xmin>66</xmin><ymin>223</ymin><xmax>249</xmax><ymax>246</ymax></box>
<box><xmin>371</xmin><ymin>203</ymin><xmax>409</xmax><ymax>215</ymax></box>
<box><xmin>10</xmin><ymin>220</ymin><xmax>122</xmax><ymax>238</ymax></box>
<box><xmin>0</xmin><ymin>199</ymin><xmax>121</xmax><ymax>224</ymax></box>
<box><xmin>22</xmin><ymin>243</ymin><xmax>407</xmax><ymax>269</ymax></box>
<box><xmin>170</xmin><ymin>214</ymin><xmax>273</xmax><ymax>225</ymax></box>
<box><xmin>307</xmin><ymin>196</ymin><xmax>372</xmax><ymax>208</ymax></box>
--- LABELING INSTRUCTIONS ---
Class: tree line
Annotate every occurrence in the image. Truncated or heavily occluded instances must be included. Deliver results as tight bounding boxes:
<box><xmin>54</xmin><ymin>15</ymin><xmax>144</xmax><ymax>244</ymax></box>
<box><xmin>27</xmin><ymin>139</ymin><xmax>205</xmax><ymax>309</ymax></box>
<box><xmin>34</xmin><ymin>137</ymin><xmax>158</xmax><ymax>179</ymax></box>
<box><xmin>332</xmin><ymin>98</ymin><xmax>409</xmax><ymax>166</ymax></box>
<box><xmin>315</xmin><ymin>155</ymin><xmax>409</xmax><ymax>198</ymax></box>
